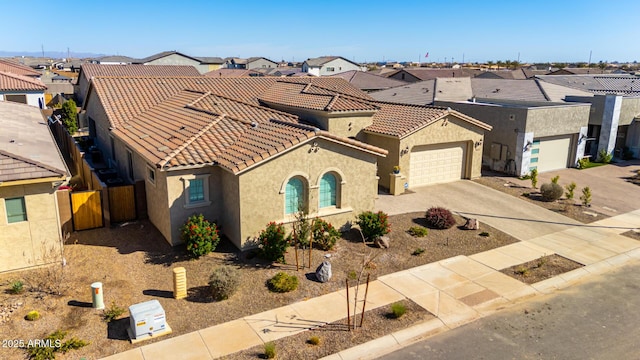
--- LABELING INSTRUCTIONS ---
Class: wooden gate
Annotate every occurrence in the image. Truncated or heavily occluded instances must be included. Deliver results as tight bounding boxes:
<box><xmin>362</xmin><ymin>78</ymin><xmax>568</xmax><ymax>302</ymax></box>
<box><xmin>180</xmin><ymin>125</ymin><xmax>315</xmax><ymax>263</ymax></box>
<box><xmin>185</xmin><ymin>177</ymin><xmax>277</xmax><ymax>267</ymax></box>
<box><xmin>71</xmin><ymin>190</ymin><xmax>103</xmax><ymax>231</ymax></box>
<box><xmin>108</xmin><ymin>185</ymin><xmax>136</xmax><ymax>223</ymax></box>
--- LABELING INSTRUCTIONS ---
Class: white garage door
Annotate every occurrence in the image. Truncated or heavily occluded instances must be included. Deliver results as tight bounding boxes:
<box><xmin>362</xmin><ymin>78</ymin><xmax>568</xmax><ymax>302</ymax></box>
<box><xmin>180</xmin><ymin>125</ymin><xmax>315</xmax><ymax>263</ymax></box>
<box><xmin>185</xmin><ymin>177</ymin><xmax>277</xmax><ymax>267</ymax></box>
<box><xmin>530</xmin><ymin>136</ymin><xmax>571</xmax><ymax>172</ymax></box>
<box><xmin>409</xmin><ymin>143</ymin><xmax>466</xmax><ymax>187</ymax></box>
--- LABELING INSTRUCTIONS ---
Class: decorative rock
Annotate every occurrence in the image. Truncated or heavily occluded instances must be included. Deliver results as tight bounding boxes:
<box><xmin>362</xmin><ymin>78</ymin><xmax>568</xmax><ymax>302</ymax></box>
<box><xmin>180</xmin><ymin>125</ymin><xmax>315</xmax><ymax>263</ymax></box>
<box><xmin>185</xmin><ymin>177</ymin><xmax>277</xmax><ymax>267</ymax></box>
<box><xmin>463</xmin><ymin>218</ymin><xmax>480</xmax><ymax>230</ymax></box>
<box><xmin>375</xmin><ymin>236</ymin><xmax>390</xmax><ymax>249</ymax></box>
<box><xmin>315</xmin><ymin>261</ymin><xmax>332</xmax><ymax>283</ymax></box>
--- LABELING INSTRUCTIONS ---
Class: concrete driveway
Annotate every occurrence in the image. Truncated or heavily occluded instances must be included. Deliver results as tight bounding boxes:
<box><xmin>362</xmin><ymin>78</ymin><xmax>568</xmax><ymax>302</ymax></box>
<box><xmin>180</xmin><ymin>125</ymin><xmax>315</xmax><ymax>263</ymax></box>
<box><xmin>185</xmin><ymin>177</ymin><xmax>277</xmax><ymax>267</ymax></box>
<box><xmin>532</xmin><ymin>159</ymin><xmax>640</xmax><ymax>216</ymax></box>
<box><xmin>375</xmin><ymin>180</ymin><xmax>582</xmax><ymax>241</ymax></box>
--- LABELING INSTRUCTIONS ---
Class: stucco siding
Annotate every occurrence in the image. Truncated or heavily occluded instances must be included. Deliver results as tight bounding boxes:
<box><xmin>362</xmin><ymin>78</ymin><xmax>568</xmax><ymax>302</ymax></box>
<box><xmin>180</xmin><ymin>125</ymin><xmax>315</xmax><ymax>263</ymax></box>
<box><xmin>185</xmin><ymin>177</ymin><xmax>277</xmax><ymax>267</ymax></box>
<box><xmin>364</xmin><ymin>134</ymin><xmax>400</xmax><ymax>189</ymax></box>
<box><xmin>620</xmin><ymin>97</ymin><xmax>640</xmax><ymax>126</ymax></box>
<box><xmin>0</xmin><ymin>182</ymin><xmax>62</xmax><ymax>272</ymax></box>
<box><xmin>525</xmin><ymin>105</ymin><xmax>590</xmax><ymax>137</ymax></box>
<box><xmin>235</xmin><ymin>138</ymin><xmax>378</xmax><ymax>249</ymax></box>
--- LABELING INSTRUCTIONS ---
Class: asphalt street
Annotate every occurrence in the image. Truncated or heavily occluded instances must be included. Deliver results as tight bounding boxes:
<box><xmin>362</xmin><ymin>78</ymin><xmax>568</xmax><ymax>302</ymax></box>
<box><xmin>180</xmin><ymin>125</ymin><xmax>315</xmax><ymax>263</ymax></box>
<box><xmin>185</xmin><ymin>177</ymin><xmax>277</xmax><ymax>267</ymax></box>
<box><xmin>379</xmin><ymin>260</ymin><xmax>640</xmax><ymax>360</ymax></box>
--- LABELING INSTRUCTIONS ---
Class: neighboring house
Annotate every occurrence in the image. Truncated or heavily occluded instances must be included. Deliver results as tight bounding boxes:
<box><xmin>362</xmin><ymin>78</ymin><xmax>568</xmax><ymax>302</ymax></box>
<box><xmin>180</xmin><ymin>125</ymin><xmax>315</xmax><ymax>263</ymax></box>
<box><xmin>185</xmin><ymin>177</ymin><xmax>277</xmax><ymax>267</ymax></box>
<box><xmin>224</xmin><ymin>57</ymin><xmax>278</xmax><ymax>70</ymax></box>
<box><xmin>203</xmin><ymin>69</ymin><xmax>264</xmax><ymax>78</ymax></box>
<box><xmin>0</xmin><ymin>101</ymin><xmax>69</xmax><ymax>272</ymax></box>
<box><xmin>387</xmin><ymin>68</ymin><xmax>482</xmax><ymax>83</ymax></box>
<box><xmin>82</xmin><ymin>76</ymin><xmax>491</xmax><ymax>249</ymax></box>
<box><xmin>91</xmin><ymin>55</ymin><xmax>135</xmax><ymax>65</ymax></box>
<box><xmin>369</xmin><ymin>80</ymin><xmax>436</xmax><ymax>105</ymax></box>
<box><xmin>0</xmin><ymin>59</ymin><xmax>42</xmax><ymax>78</ymax></box>
<box><xmin>474</xmin><ymin>69</ymin><xmax>549</xmax><ymax>80</ymax></box>
<box><xmin>0</xmin><ymin>71</ymin><xmax>47</xmax><ymax>107</ymax></box>
<box><xmin>197</xmin><ymin>57</ymin><xmax>225</xmax><ymax>72</ymax></box>
<box><xmin>546</xmin><ymin>68</ymin><xmax>612</xmax><ymax>76</ymax></box>
<box><xmin>133</xmin><ymin>51</ymin><xmax>208</xmax><ymax>73</ymax></box>
<box><xmin>329</xmin><ymin>70</ymin><xmax>407</xmax><ymax>92</ymax></box>
<box><xmin>76</xmin><ymin>63</ymin><xmax>202</xmax><ymax>106</ymax></box>
<box><xmin>302</xmin><ymin>56</ymin><xmax>365</xmax><ymax>76</ymax></box>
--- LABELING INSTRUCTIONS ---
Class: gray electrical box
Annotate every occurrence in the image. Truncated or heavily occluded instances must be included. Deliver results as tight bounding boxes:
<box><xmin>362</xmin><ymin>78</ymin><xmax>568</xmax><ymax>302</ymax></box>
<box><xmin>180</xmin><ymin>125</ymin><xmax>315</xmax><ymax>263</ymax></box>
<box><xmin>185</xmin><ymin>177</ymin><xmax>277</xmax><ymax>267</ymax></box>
<box><xmin>129</xmin><ymin>300</ymin><xmax>167</xmax><ymax>339</ymax></box>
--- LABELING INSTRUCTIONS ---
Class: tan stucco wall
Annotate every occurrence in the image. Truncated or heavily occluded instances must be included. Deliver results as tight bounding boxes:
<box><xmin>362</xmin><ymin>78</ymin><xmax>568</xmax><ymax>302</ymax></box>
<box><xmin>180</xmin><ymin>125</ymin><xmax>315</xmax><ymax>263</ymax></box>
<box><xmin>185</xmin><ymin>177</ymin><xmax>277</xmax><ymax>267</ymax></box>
<box><xmin>322</xmin><ymin>113</ymin><xmax>374</xmax><ymax>140</ymax></box>
<box><xmin>235</xmin><ymin>138</ymin><xmax>379</xmax><ymax>249</ymax></box>
<box><xmin>0</xmin><ymin>182</ymin><xmax>62</xmax><ymax>272</ymax></box>
<box><xmin>526</xmin><ymin>105</ymin><xmax>590</xmax><ymax>137</ymax></box>
<box><xmin>366</xmin><ymin>115</ymin><xmax>485</xmax><ymax>189</ymax></box>
<box><xmin>620</xmin><ymin>97</ymin><xmax>640</xmax><ymax>126</ymax></box>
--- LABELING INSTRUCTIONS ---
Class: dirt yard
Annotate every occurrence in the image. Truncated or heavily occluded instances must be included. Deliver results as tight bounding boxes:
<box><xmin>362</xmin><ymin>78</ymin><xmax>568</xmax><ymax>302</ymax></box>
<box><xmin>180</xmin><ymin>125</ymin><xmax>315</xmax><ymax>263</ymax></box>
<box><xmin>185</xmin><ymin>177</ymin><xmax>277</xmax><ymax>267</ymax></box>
<box><xmin>500</xmin><ymin>254</ymin><xmax>584</xmax><ymax>284</ymax></box>
<box><xmin>1</xmin><ymin>212</ymin><xmax>520</xmax><ymax>360</ymax></box>
<box><xmin>474</xmin><ymin>174</ymin><xmax>609</xmax><ymax>224</ymax></box>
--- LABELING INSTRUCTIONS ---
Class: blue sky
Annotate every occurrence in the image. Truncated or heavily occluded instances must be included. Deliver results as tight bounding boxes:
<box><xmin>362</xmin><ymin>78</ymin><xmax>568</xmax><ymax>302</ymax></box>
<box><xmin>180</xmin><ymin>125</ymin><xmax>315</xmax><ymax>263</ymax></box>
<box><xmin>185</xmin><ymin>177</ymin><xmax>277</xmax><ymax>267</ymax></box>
<box><xmin>2</xmin><ymin>0</ymin><xmax>638</xmax><ymax>63</ymax></box>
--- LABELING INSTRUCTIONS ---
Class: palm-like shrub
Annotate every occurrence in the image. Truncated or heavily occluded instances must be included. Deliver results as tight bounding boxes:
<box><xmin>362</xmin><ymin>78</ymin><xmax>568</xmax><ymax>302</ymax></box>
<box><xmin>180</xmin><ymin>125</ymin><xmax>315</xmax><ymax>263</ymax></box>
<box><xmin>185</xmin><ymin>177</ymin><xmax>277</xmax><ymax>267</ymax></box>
<box><xmin>180</xmin><ymin>214</ymin><xmax>220</xmax><ymax>258</ymax></box>
<box><xmin>425</xmin><ymin>207</ymin><xmax>456</xmax><ymax>229</ymax></box>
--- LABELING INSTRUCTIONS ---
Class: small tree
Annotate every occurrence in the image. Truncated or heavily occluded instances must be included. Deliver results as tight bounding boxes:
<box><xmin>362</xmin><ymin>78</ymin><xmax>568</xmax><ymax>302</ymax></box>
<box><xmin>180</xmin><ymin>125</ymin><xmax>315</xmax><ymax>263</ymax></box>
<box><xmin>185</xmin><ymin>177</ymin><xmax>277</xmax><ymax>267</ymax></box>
<box><xmin>180</xmin><ymin>214</ymin><xmax>220</xmax><ymax>258</ymax></box>
<box><xmin>258</xmin><ymin>222</ymin><xmax>291</xmax><ymax>263</ymax></box>
<box><xmin>60</xmin><ymin>99</ymin><xmax>78</xmax><ymax>134</ymax></box>
<box><xmin>530</xmin><ymin>168</ymin><xmax>538</xmax><ymax>188</ymax></box>
<box><xmin>355</xmin><ymin>211</ymin><xmax>390</xmax><ymax>242</ymax></box>
<box><xmin>580</xmin><ymin>186</ymin><xmax>592</xmax><ymax>207</ymax></box>
<box><xmin>311</xmin><ymin>218</ymin><xmax>341</xmax><ymax>250</ymax></box>
<box><xmin>565</xmin><ymin>182</ymin><xmax>577</xmax><ymax>200</ymax></box>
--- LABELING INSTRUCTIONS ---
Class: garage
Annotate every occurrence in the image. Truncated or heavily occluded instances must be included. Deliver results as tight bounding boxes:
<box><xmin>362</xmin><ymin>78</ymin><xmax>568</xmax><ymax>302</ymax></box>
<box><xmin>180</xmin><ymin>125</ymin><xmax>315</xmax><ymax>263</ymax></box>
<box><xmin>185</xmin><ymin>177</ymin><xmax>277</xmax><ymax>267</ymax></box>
<box><xmin>530</xmin><ymin>136</ymin><xmax>571</xmax><ymax>172</ymax></box>
<box><xmin>409</xmin><ymin>142</ymin><xmax>467</xmax><ymax>187</ymax></box>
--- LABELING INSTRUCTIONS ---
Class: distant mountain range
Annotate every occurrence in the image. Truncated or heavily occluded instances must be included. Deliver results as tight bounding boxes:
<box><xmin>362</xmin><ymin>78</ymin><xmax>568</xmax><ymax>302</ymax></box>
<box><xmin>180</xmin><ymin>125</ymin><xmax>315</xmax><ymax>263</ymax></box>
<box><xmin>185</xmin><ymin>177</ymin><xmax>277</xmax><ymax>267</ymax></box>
<box><xmin>0</xmin><ymin>50</ymin><xmax>107</xmax><ymax>59</ymax></box>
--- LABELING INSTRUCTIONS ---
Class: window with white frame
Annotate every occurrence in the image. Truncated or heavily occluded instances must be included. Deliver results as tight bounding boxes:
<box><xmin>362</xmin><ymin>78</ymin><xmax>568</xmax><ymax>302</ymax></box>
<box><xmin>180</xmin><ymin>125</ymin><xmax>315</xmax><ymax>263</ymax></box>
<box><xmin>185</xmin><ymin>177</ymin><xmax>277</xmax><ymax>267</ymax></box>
<box><xmin>5</xmin><ymin>197</ymin><xmax>27</xmax><ymax>223</ymax></box>
<box><xmin>326</xmin><ymin>67</ymin><xmax>335</xmax><ymax>72</ymax></box>
<box><xmin>182</xmin><ymin>174</ymin><xmax>211</xmax><ymax>208</ymax></box>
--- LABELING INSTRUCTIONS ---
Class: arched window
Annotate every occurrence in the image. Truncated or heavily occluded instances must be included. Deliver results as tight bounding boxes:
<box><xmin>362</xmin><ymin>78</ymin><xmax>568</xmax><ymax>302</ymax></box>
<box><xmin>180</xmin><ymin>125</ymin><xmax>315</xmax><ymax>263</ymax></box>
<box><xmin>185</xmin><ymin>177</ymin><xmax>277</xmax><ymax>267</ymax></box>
<box><xmin>319</xmin><ymin>173</ymin><xmax>337</xmax><ymax>208</ymax></box>
<box><xmin>285</xmin><ymin>177</ymin><xmax>304</xmax><ymax>214</ymax></box>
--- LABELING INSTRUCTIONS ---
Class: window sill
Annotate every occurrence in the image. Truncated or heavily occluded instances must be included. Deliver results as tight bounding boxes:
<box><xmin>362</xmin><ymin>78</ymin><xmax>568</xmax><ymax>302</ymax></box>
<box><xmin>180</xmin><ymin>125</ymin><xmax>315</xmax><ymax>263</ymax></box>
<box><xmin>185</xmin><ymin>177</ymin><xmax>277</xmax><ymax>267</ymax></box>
<box><xmin>183</xmin><ymin>201</ymin><xmax>211</xmax><ymax>209</ymax></box>
<box><xmin>278</xmin><ymin>207</ymin><xmax>353</xmax><ymax>225</ymax></box>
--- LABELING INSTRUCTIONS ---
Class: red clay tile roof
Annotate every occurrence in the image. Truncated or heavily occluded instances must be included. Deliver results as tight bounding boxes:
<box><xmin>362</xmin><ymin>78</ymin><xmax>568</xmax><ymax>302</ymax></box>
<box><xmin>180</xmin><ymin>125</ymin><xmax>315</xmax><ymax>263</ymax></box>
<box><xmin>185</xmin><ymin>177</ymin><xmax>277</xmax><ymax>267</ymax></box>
<box><xmin>258</xmin><ymin>81</ymin><xmax>379</xmax><ymax>112</ymax></box>
<box><xmin>366</xmin><ymin>101</ymin><xmax>492</xmax><ymax>138</ymax></box>
<box><xmin>0</xmin><ymin>150</ymin><xmax>65</xmax><ymax>182</ymax></box>
<box><xmin>0</xmin><ymin>59</ymin><xmax>42</xmax><ymax>77</ymax></box>
<box><xmin>80</xmin><ymin>64</ymin><xmax>201</xmax><ymax>80</ymax></box>
<box><xmin>203</xmin><ymin>69</ymin><xmax>262</xmax><ymax>77</ymax></box>
<box><xmin>0</xmin><ymin>71</ymin><xmax>47</xmax><ymax>91</ymax></box>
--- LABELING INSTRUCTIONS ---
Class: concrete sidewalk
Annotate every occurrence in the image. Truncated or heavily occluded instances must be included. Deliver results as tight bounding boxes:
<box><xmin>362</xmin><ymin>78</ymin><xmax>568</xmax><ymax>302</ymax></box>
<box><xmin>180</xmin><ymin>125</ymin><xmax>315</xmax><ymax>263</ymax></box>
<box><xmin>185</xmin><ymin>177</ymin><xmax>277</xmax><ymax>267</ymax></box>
<box><xmin>102</xmin><ymin>210</ymin><xmax>640</xmax><ymax>360</ymax></box>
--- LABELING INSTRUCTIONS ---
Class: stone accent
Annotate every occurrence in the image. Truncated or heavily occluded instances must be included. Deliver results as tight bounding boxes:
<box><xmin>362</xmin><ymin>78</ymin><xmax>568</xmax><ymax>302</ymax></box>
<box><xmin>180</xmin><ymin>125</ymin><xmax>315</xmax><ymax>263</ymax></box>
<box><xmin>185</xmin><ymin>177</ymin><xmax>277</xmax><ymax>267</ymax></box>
<box><xmin>463</xmin><ymin>218</ymin><xmax>480</xmax><ymax>230</ymax></box>
<box><xmin>375</xmin><ymin>236</ymin><xmax>390</xmax><ymax>249</ymax></box>
<box><xmin>315</xmin><ymin>261</ymin><xmax>332</xmax><ymax>283</ymax></box>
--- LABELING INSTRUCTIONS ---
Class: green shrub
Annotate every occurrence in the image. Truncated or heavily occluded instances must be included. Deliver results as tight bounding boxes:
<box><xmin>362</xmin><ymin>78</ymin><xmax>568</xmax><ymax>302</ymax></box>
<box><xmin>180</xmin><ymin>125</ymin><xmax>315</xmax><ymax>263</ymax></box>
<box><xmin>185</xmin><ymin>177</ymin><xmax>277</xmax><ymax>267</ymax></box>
<box><xmin>264</xmin><ymin>342</ymin><xmax>277</xmax><ymax>359</ymax></box>
<box><xmin>577</xmin><ymin>157</ymin><xmax>590</xmax><ymax>169</ymax></box>
<box><xmin>208</xmin><ymin>266</ymin><xmax>241</xmax><ymax>301</ymax></box>
<box><xmin>530</xmin><ymin>168</ymin><xmax>538</xmax><ymax>188</ymax></box>
<box><xmin>425</xmin><ymin>207</ymin><xmax>456</xmax><ymax>229</ymax></box>
<box><xmin>580</xmin><ymin>186</ymin><xmax>592</xmax><ymax>207</ymax></box>
<box><xmin>258</xmin><ymin>222</ymin><xmax>291</xmax><ymax>263</ymax></box>
<box><xmin>540</xmin><ymin>182</ymin><xmax>564</xmax><ymax>201</ymax></box>
<box><xmin>347</xmin><ymin>270</ymin><xmax>357</xmax><ymax>280</ymax></box>
<box><xmin>408</xmin><ymin>226</ymin><xmax>428</xmax><ymax>237</ymax></box>
<box><xmin>103</xmin><ymin>301</ymin><xmax>125</xmax><ymax>323</ymax></box>
<box><xmin>515</xmin><ymin>266</ymin><xmax>529</xmax><ymax>276</ymax></box>
<box><xmin>311</xmin><ymin>218</ymin><xmax>341</xmax><ymax>250</ymax></box>
<box><xmin>26</xmin><ymin>330</ymin><xmax>87</xmax><ymax>360</ymax></box>
<box><xmin>411</xmin><ymin>248</ymin><xmax>425</xmax><ymax>256</ymax></box>
<box><xmin>268</xmin><ymin>272</ymin><xmax>298</xmax><ymax>293</ymax></box>
<box><xmin>551</xmin><ymin>175</ymin><xmax>560</xmax><ymax>184</ymax></box>
<box><xmin>180</xmin><ymin>214</ymin><xmax>220</xmax><ymax>258</ymax></box>
<box><xmin>390</xmin><ymin>302</ymin><xmax>407</xmax><ymax>319</ymax></box>
<box><xmin>598</xmin><ymin>149</ymin><xmax>613</xmax><ymax>163</ymax></box>
<box><xmin>355</xmin><ymin>211</ymin><xmax>390</xmax><ymax>241</ymax></box>
<box><xmin>307</xmin><ymin>336</ymin><xmax>321</xmax><ymax>345</ymax></box>
<box><xmin>479</xmin><ymin>232</ymin><xmax>490</xmax><ymax>237</ymax></box>
<box><xmin>60</xmin><ymin>99</ymin><xmax>78</xmax><ymax>134</ymax></box>
<box><xmin>25</xmin><ymin>310</ymin><xmax>40</xmax><ymax>321</ymax></box>
<box><xmin>565</xmin><ymin>182</ymin><xmax>577</xmax><ymax>200</ymax></box>
<box><xmin>10</xmin><ymin>280</ymin><xmax>24</xmax><ymax>294</ymax></box>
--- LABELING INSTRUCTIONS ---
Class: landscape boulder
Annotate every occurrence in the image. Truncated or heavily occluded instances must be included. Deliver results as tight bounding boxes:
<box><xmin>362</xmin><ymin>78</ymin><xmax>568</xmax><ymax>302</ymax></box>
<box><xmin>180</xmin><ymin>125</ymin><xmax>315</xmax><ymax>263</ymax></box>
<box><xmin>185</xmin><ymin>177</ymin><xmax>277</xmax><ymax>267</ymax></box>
<box><xmin>315</xmin><ymin>261</ymin><xmax>332</xmax><ymax>283</ymax></box>
<box><xmin>375</xmin><ymin>236</ymin><xmax>390</xmax><ymax>249</ymax></box>
<box><xmin>463</xmin><ymin>218</ymin><xmax>480</xmax><ymax>230</ymax></box>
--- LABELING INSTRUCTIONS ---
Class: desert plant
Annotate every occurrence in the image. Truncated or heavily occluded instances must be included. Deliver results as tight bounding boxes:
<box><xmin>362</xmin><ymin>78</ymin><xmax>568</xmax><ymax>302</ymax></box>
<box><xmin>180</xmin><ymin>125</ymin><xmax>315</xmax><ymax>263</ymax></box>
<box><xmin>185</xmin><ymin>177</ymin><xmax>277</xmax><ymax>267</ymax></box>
<box><xmin>26</xmin><ymin>330</ymin><xmax>87</xmax><ymax>360</ymax></box>
<box><xmin>425</xmin><ymin>207</ymin><xmax>456</xmax><ymax>229</ymax></box>
<box><xmin>515</xmin><ymin>266</ymin><xmax>529</xmax><ymax>276</ymax></box>
<box><xmin>208</xmin><ymin>266</ymin><xmax>241</xmax><ymax>301</ymax></box>
<box><xmin>412</xmin><ymin>248</ymin><xmax>425</xmax><ymax>256</ymax></box>
<box><xmin>577</xmin><ymin>157</ymin><xmax>590</xmax><ymax>169</ymax></box>
<box><xmin>293</xmin><ymin>211</ymin><xmax>311</xmax><ymax>248</ymax></box>
<box><xmin>103</xmin><ymin>301</ymin><xmax>125</xmax><ymax>323</ymax></box>
<box><xmin>390</xmin><ymin>302</ymin><xmax>407</xmax><ymax>319</ymax></box>
<box><xmin>540</xmin><ymin>182</ymin><xmax>564</xmax><ymax>201</ymax></box>
<box><xmin>23</xmin><ymin>245</ymin><xmax>68</xmax><ymax>296</ymax></box>
<box><xmin>479</xmin><ymin>231</ymin><xmax>490</xmax><ymax>237</ymax></box>
<box><xmin>258</xmin><ymin>222</ymin><xmax>291</xmax><ymax>263</ymax></box>
<box><xmin>311</xmin><ymin>218</ymin><xmax>341</xmax><ymax>250</ymax></box>
<box><xmin>25</xmin><ymin>310</ymin><xmax>40</xmax><ymax>321</ymax></box>
<box><xmin>551</xmin><ymin>175</ymin><xmax>560</xmax><ymax>184</ymax></box>
<box><xmin>10</xmin><ymin>280</ymin><xmax>24</xmax><ymax>294</ymax></box>
<box><xmin>408</xmin><ymin>226</ymin><xmax>428</xmax><ymax>237</ymax></box>
<box><xmin>580</xmin><ymin>186</ymin><xmax>592</xmax><ymax>207</ymax></box>
<box><xmin>180</xmin><ymin>214</ymin><xmax>220</xmax><ymax>258</ymax></box>
<box><xmin>565</xmin><ymin>182</ymin><xmax>577</xmax><ymax>200</ymax></box>
<box><xmin>598</xmin><ymin>149</ymin><xmax>613</xmax><ymax>163</ymax></box>
<box><xmin>355</xmin><ymin>211</ymin><xmax>390</xmax><ymax>241</ymax></box>
<box><xmin>264</xmin><ymin>342</ymin><xmax>277</xmax><ymax>359</ymax></box>
<box><xmin>347</xmin><ymin>270</ymin><xmax>357</xmax><ymax>280</ymax></box>
<box><xmin>307</xmin><ymin>336</ymin><xmax>321</xmax><ymax>345</ymax></box>
<box><xmin>267</xmin><ymin>272</ymin><xmax>298</xmax><ymax>293</ymax></box>
<box><xmin>530</xmin><ymin>168</ymin><xmax>538</xmax><ymax>188</ymax></box>
<box><xmin>60</xmin><ymin>99</ymin><xmax>78</xmax><ymax>134</ymax></box>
